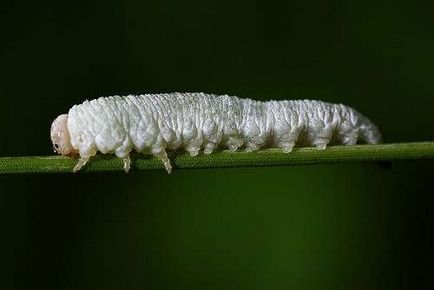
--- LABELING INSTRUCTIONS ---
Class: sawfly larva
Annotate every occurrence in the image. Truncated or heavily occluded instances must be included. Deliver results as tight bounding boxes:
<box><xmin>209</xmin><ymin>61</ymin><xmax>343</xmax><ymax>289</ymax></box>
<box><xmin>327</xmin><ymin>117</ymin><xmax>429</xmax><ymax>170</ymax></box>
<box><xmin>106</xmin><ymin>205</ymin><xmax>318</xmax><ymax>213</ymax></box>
<box><xmin>50</xmin><ymin>93</ymin><xmax>382</xmax><ymax>173</ymax></box>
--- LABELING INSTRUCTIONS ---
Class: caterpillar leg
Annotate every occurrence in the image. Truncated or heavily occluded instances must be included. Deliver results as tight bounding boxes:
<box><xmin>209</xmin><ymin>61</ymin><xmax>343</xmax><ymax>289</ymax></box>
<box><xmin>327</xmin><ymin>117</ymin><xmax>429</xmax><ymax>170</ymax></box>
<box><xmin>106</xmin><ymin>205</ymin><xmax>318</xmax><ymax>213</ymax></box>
<box><xmin>342</xmin><ymin>135</ymin><xmax>358</xmax><ymax>146</ymax></box>
<box><xmin>203</xmin><ymin>142</ymin><xmax>216</xmax><ymax>155</ymax></box>
<box><xmin>154</xmin><ymin>150</ymin><xmax>172</xmax><ymax>174</ymax></box>
<box><xmin>279</xmin><ymin>142</ymin><xmax>295</xmax><ymax>153</ymax></box>
<box><xmin>276</xmin><ymin>128</ymin><xmax>301</xmax><ymax>153</ymax></box>
<box><xmin>73</xmin><ymin>156</ymin><xmax>90</xmax><ymax>173</ymax></box>
<box><xmin>227</xmin><ymin>137</ymin><xmax>243</xmax><ymax>152</ymax></box>
<box><xmin>72</xmin><ymin>145</ymin><xmax>97</xmax><ymax>172</ymax></box>
<box><xmin>338</xmin><ymin>122</ymin><xmax>359</xmax><ymax>145</ymax></box>
<box><xmin>245</xmin><ymin>133</ymin><xmax>267</xmax><ymax>152</ymax></box>
<box><xmin>122</xmin><ymin>156</ymin><xmax>131</xmax><ymax>173</ymax></box>
<box><xmin>115</xmin><ymin>149</ymin><xmax>132</xmax><ymax>173</ymax></box>
<box><xmin>341</xmin><ymin>130</ymin><xmax>359</xmax><ymax>145</ymax></box>
<box><xmin>313</xmin><ymin>138</ymin><xmax>329</xmax><ymax>150</ymax></box>
<box><xmin>312</xmin><ymin>132</ymin><xmax>332</xmax><ymax>150</ymax></box>
<box><xmin>185</xmin><ymin>138</ymin><xmax>203</xmax><ymax>157</ymax></box>
<box><xmin>312</xmin><ymin>127</ymin><xmax>334</xmax><ymax>150</ymax></box>
<box><xmin>245</xmin><ymin>142</ymin><xmax>260</xmax><ymax>152</ymax></box>
<box><xmin>186</xmin><ymin>145</ymin><xmax>200</xmax><ymax>157</ymax></box>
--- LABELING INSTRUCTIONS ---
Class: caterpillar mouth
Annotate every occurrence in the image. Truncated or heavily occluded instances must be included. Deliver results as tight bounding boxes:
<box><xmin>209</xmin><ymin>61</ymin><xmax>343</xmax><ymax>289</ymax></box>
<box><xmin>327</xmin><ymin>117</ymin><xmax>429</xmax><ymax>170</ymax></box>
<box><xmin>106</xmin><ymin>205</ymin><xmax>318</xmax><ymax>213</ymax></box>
<box><xmin>52</xmin><ymin>141</ymin><xmax>77</xmax><ymax>156</ymax></box>
<box><xmin>53</xmin><ymin>148</ymin><xmax>78</xmax><ymax>156</ymax></box>
<box><xmin>67</xmin><ymin>150</ymin><xmax>79</xmax><ymax>157</ymax></box>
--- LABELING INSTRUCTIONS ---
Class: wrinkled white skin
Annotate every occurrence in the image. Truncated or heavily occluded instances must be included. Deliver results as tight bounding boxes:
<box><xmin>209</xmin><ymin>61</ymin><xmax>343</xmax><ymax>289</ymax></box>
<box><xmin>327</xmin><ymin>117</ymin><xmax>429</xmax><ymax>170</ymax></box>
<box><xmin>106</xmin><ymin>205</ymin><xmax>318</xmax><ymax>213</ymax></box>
<box><xmin>50</xmin><ymin>93</ymin><xmax>382</xmax><ymax>173</ymax></box>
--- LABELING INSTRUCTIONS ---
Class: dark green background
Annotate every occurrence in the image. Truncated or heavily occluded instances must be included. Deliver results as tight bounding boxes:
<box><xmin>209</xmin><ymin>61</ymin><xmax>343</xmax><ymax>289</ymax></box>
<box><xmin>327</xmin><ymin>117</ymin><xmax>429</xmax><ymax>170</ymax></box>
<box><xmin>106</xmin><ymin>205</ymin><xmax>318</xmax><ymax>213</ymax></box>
<box><xmin>1</xmin><ymin>0</ymin><xmax>434</xmax><ymax>289</ymax></box>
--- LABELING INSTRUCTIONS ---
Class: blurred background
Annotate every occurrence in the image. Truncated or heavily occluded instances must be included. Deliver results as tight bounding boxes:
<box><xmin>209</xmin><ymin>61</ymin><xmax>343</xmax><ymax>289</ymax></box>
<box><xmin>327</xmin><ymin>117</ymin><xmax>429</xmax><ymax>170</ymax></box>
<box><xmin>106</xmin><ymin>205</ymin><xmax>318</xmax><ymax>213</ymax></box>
<box><xmin>1</xmin><ymin>0</ymin><xmax>434</xmax><ymax>289</ymax></box>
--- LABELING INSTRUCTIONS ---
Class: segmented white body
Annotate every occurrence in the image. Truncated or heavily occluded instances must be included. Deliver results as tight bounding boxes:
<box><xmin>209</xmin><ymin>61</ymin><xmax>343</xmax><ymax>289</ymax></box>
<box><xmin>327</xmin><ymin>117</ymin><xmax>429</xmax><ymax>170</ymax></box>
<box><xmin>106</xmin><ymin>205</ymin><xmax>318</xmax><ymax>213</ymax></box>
<box><xmin>66</xmin><ymin>93</ymin><xmax>381</xmax><ymax>172</ymax></box>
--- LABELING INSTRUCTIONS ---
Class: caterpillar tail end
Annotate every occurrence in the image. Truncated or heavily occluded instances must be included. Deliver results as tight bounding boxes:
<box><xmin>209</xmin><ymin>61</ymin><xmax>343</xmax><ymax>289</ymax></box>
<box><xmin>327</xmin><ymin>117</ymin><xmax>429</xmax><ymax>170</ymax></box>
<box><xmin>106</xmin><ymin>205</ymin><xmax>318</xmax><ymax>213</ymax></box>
<box><xmin>361</xmin><ymin>124</ymin><xmax>383</xmax><ymax>144</ymax></box>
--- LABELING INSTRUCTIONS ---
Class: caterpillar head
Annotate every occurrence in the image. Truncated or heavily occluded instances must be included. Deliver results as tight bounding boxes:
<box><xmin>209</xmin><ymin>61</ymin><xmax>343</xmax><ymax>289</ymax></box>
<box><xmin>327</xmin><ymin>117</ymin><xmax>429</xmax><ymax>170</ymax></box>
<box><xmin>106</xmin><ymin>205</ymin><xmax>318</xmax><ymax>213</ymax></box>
<box><xmin>50</xmin><ymin>114</ymin><xmax>76</xmax><ymax>156</ymax></box>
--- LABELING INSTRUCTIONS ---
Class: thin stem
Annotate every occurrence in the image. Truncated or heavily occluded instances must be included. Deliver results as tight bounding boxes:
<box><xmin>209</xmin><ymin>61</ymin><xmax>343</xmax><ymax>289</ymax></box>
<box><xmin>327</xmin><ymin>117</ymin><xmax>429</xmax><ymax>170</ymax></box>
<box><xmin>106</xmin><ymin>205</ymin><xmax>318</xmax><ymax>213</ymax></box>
<box><xmin>1</xmin><ymin>142</ymin><xmax>434</xmax><ymax>174</ymax></box>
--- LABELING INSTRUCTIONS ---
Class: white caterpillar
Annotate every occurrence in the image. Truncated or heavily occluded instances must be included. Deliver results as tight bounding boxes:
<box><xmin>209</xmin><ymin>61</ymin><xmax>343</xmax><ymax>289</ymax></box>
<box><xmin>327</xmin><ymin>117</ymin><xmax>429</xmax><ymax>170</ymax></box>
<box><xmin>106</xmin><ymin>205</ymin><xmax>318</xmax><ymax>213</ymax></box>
<box><xmin>50</xmin><ymin>93</ymin><xmax>382</xmax><ymax>173</ymax></box>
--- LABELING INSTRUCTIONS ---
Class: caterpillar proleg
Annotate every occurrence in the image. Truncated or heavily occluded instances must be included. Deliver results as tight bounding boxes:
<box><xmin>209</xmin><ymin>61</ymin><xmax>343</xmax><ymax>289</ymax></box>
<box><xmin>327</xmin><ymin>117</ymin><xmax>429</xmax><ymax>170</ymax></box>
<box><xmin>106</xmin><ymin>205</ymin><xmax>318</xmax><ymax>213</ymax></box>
<box><xmin>50</xmin><ymin>93</ymin><xmax>382</xmax><ymax>173</ymax></box>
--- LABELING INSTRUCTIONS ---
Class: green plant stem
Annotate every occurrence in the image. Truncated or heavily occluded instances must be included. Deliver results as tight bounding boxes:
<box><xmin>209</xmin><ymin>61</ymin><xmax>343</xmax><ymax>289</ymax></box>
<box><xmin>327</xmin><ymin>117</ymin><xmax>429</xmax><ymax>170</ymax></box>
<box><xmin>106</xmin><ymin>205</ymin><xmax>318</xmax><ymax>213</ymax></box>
<box><xmin>0</xmin><ymin>142</ymin><xmax>434</xmax><ymax>174</ymax></box>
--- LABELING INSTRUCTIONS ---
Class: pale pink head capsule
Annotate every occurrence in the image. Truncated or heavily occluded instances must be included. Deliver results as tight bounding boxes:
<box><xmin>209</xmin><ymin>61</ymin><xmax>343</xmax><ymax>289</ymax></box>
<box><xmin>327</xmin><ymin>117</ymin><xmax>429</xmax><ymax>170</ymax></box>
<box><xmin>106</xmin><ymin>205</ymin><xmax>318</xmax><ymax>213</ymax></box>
<box><xmin>50</xmin><ymin>114</ymin><xmax>77</xmax><ymax>156</ymax></box>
